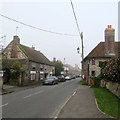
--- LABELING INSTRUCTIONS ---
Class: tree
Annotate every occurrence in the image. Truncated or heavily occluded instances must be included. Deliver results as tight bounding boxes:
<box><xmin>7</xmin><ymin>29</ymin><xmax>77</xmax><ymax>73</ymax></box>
<box><xmin>52</xmin><ymin>60</ymin><xmax>64</xmax><ymax>76</ymax></box>
<box><xmin>9</xmin><ymin>61</ymin><xmax>25</xmax><ymax>86</ymax></box>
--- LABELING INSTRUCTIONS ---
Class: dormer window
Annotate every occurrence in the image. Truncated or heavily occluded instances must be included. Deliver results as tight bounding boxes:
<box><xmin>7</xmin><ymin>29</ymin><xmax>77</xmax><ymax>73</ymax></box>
<box><xmin>92</xmin><ymin>59</ymin><xmax>95</xmax><ymax>65</ymax></box>
<box><xmin>32</xmin><ymin>67</ymin><xmax>35</xmax><ymax>70</ymax></box>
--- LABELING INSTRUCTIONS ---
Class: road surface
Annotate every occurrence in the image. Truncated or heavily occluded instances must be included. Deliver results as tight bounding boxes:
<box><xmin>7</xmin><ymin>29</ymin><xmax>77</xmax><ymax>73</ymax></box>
<box><xmin>2</xmin><ymin>78</ymin><xmax>81</xmax><ymax>118</ymax></box>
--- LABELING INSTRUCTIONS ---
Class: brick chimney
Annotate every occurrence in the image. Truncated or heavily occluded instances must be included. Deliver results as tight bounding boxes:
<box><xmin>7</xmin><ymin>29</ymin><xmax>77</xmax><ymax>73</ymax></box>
<box><xmin>105</xmin><ymin>25</ymin><xmax>115</xmax><ymax>55</ymax></box>
<box><xmin>53</xmin><ymin>57</ymin><xmax>56</xmax><ymax>62</ymax></box>
<box><xmin>32</xmin><ymin>45</ymin><xmax>35</xmax><ymax>50</ymax></box>
<box><xmin>13</xmin><ymin>35</ymin><xmax>20</xmax><ymax>45</ymax></box>
<box><xmin>11</xmin><ymin>35</ymin><xmax>20</xmax><ymax>58</ymax></box>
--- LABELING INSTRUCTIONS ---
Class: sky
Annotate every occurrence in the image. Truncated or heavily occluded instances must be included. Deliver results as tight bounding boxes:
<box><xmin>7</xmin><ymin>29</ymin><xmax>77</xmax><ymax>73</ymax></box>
<box><xmin>0</xmin><ymin>0</ymin><xmax>118</xmax><ymax>68</ymax></box>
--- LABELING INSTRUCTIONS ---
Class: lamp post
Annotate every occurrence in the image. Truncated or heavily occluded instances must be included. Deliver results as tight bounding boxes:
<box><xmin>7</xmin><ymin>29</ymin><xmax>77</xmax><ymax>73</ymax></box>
<box><xmin>0</xmin><ymin>35</ymin><xmax>6</xmax><ymax>91</ymax></box>
<box><xmin>77</xmin><ymin>32</ymin><xmax>84</xmax><ymax>80</ymax></box>
<box><xmin>77</xmin><ymin>47</ymin><xmax>82</xmax><ymax>78</ymax></box>
<box><xmin>81</xmin><ymin>32</ymin><xmax>84</xmax><ymax>80</ymax></box>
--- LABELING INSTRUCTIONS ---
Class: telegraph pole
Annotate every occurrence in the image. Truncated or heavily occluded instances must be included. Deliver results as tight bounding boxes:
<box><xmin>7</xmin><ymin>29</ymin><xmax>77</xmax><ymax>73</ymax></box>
<box><xmin>81</xmin><ymin>32</ymin><xmax>84</xmax><ymax>80</ymax></box>
<box><xmin>0</xmin><ymin>35</ymin><xmax>6</xmax><ymax>90</ymax></box>
<box><xmin>70</xmin><ymin>0</ymin><xmax>84</xmax><ymax>80</ymax></box>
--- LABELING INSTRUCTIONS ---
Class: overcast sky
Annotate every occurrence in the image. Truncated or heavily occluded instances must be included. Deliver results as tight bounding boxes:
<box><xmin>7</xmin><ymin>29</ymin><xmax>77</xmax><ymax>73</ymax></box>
<box><xmin>0</xmin><ymin>0</ymin><xmax>118</xmax><ymax>68</ymax></box>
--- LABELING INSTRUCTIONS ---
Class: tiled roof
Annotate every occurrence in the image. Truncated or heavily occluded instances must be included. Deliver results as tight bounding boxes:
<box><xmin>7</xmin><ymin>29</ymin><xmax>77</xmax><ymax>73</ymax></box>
<box><xmin>20</xmin><ymin>44</ymin><xmax>53</xmax><ymax>66</ymax></box>
<box><xmin>84</xmin><ymin>42</ymin><xmax>120</xmax><ymax>60</ymax></box>
<box><xmin>2</xmin><ymin>59</ymin><xmax>27</xmax><ymax>69</ymax></box>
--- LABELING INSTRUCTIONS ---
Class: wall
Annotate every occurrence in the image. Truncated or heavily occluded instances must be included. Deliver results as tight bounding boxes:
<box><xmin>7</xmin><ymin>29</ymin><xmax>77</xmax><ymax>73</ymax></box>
<box><xmin>84</xmin><ymin>58</ymin><xmax>109</xmax><ymax>79</ymax></box>
<box><xmin>26</xmin><ymin>61</ymin><xmax>55</xmax><ymax>83</ymax></box>
<box><xmin>100</xmin><ymin>80</ymin><xmax>120</xmax><ymax>99</ymax></box>
<box><xmin>89</xmin><ymin>58</ymin><xmax>109</xmax><ymax>77</ymax></box>
<box><xmin>3</xmin><ymin>39</ymin><xmax>27</xmax><ymax>59</ymax></box>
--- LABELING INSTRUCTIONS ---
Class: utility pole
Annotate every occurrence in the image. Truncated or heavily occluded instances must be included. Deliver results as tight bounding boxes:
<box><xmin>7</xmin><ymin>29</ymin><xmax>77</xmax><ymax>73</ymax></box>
<box><xmin>64</xmin><ymin>58</ymin><xmax>66</xmax><ymax>74</ymax></box>
<box><xmin>81</xmin><ymin>32</ymin><xmax>84</xmax><ymax>80</ymax></box>
<box><xmin>0</xmin><ymin>35</ymin><xmax>6</xmax><ymax>91</ymax></box>
<box><xmin>70</xmin><ymin>0</ymin><xmax>84</xmax><ymax>80</ymax></box>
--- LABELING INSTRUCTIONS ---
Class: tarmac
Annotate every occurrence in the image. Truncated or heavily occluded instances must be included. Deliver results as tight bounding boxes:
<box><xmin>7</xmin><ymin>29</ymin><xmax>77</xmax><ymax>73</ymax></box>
<box><xmin>1</xmin><ymin>83</ymin><xmax>116</xmax><ymax>119</ymax></box>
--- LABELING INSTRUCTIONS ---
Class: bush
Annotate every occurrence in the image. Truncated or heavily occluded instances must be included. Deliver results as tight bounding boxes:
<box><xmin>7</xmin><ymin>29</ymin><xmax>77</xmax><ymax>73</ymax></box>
<box><xmin>80</xmin><ymin>81</ymin><xmax>88</xmax><ymax>85</ymax></box>
<box><xmin>9</xmin><ymin>61</ymin><xmax>26</xmax><ymax>86</ymax></box>
<box><xmin>92</xmin><ymin>74</ymin><xmax>103</xmax><ymax>87</ymax></box>
<box><xmin>52</xmin><ymin>60</ymin><xmax>64</xmax><ymax>76</ymax></box>
<box><xmin>102</xmin><ymin>58</ymin><xmax>120</xmax><ymax>83</ymax></box>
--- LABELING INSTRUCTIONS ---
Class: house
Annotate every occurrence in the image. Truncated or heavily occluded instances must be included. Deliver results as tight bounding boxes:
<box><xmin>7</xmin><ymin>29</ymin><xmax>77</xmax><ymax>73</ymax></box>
<box><xmin>83</xmin><ymin>25</ymin><xmax>120</xmax><ymax>85</ymax></box>
<box><xmin>2</xmin><ymin>35</ymin><xmax>55</xmax><ymax>85</ymax></box>
<box><xmin>63</xmin><ymin>64</ymin><xmax>81</xmax><ymax>75</ymax></box>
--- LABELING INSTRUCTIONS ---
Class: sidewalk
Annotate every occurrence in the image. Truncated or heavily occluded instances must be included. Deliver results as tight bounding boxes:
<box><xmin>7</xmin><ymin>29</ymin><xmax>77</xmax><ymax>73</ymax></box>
<box><xmin>57</xmin><ymin>85</ymin><xmax>110</xmax><ymax>118</ymax></box>
<box><xmin>1</xmin><ymin>84</ymin><xmax>42</xmax><ymax>95</ymax></box>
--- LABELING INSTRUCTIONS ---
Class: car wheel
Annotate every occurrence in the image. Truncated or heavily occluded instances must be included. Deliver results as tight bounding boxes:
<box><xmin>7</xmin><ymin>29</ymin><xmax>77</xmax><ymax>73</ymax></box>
<box><xmin>52</xmin><ymin>81</ymin><xmax>55</xmax><ymax>85</ymax></box>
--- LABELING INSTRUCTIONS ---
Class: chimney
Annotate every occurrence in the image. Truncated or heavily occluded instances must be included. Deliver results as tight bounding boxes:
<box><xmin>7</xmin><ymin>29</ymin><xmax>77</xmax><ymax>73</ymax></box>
<box><xmin>105</xmin><ymin>25</ymin><xmax>115</xmax><ymax>55</ymax></box>
<box><xmin>53</xmin><ymin>57</ymin><xmax>56</xmax><ymax>62</ymax></box>
<box><xmin>13</xmin><ymin>35</ymin><xmax>20</xmax><ymax>45</ymax></box>
<box><xmin>32</xmin><ymin>45</ymin><xmax>35</xmax><ymax>50</ymax></box>
<box><xmin>109</xmin><ymin>25</ymin><xmax>112</xmax><ymax>29</ymax></box>
<box><xmin>11</xmin><ymin>35</ymin><xmax>20</xmax><ymax>58</ymax></box>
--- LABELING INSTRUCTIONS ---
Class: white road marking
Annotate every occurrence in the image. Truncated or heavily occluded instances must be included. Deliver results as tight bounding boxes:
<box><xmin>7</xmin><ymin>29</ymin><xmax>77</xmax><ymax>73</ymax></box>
<box><xmin>53</xmin><ymin>87</ymin><xmax>79</xmax><ymax>119</ymax></box>
<box><xmin>23</xmin><ymin>91</ymin><xmax>43</xmax><ymax>99</ymax></box>
<box><xmin>72</xmin><ymin>91</ymin><xmax>76</xmax><ymax>96</ymax></box>
<box><xmin>0</xmin><ymin>103</ymin><xmax>8</xmax><ymax>107</ymax></box>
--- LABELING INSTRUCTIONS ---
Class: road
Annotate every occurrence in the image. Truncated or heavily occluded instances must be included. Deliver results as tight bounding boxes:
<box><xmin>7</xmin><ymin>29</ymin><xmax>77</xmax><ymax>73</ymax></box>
<box><xmin>2</xmin><ymin>78</ymin><xmax>81</xmax><ymax>118</ymax></box>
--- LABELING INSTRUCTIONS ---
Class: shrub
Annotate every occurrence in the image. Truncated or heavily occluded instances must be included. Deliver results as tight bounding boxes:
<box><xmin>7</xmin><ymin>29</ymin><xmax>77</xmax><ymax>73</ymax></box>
<box><xmin>9</xmin><ymin>61</ymin><xmax>26</xmax><ymax>86</ymax></box>
<box><xmin>102</xmin><ymin>58</ymin><xmax>120</xmax><ymax>83</ymax></box>
<box><xmin>92</xmin><ymin>74</ymin><xmax>103</xmax><ymax>87</ymax></box>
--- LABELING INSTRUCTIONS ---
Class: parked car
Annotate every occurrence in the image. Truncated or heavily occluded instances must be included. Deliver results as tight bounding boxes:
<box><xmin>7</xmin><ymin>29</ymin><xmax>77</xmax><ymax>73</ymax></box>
<box><xmin>65</xmin><ymin>75</ymin><xmax>71</xmax><ymax>80</ymax></box>
<box><xmin>57</xmin><ymin>75</ymin><xmax>65</xmax><ymax>82</ymax></box>
<box><xmin>43</xmin><ymin>76</ymin><xmax>58</xmax><ymax>85</ymax></box>
<box><xmin>71</xmin><ymin>75</ymin><xmax>76</xmax><ymax>79</ymax></box>
<box><xmin>76</xmin><ymin>74</ymin><xmax>80</xmax><ymax>78</ymax></box>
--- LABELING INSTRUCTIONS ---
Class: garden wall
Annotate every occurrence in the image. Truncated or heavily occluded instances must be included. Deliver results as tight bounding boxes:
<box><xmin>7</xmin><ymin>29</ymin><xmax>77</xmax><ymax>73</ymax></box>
<box><xmin>100</xmin><ymin>80</ymin><xmax>120</xmax><ymax>99</ymax></box>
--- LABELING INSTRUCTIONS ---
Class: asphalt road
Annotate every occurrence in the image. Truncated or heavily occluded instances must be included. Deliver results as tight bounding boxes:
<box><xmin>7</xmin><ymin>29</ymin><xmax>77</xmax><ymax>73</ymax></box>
<box><xmin>2</xmin><ymin>78</ymin><xmax>81</xmax><ymax>118</ymax></box>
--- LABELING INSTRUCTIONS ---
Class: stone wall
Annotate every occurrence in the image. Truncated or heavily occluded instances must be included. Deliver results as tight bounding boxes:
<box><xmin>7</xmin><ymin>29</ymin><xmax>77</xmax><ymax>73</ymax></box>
<box><xmin>100</xmin><ymin>80</ymin><xmax>120</xmax><ymax>98</ymax></box>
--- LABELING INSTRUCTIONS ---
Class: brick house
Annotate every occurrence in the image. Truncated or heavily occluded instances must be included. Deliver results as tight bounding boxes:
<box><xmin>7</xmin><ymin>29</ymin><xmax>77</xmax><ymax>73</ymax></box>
<box><xmin>2</xmin><ymin>35</ymin><xmax>55</xmax><ymax>85</ymax></box>
<box><xmin>83</xmin><ymin>25</ymin><xmax>120</xmax><ymax>85</ymax></box>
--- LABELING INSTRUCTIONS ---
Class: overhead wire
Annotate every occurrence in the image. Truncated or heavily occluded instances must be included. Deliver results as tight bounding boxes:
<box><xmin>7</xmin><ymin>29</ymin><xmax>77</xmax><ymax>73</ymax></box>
<box><xmin>0</xmin><ymin>13</ymin><xmax>79</xmax><ymax>37</ymax></box>
<box><xmin>70</xmin><ymin>0</ymin><xmax>81</xmax><ymax>39</ymax></box>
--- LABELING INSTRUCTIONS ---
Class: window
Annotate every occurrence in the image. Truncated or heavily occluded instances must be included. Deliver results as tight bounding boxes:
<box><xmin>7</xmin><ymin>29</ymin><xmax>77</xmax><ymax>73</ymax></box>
<box><xmin>32</xmin><ymin>67</ymin><xmax>35</xmax><ymax>70</ymax></box>
<box><xmin>92</xmin><ymin>59</ymin><xmax>95</xmax><ymax>65</ymax></box>
<box><xmin>92</xmin><ymin>71</ymin><xmax>95</xmax><ymax>77</ymax></box>
<box><xmin>31</xmin><ymin>74</ymin><xmax>35</xmax><ymax>80</ymax></box>
<box><xmin>30</xmin><ymin>71</ymin><xmax>36</xmax><ymax>80</ymax></box>
<box><xmin>40</xmin><ymin>68</ymin><xmax>43</xmax><ymax>71</ymax></box>
<box><xmin>32</xmin><ymin>63</ymin><xmax>36</xmax><ymax>70</ymax></box>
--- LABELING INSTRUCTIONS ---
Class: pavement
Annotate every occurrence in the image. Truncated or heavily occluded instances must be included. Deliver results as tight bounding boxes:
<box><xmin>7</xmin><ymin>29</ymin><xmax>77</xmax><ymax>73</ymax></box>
<box><xmin>57</xmin><ymin>85</ymin><xmax>110</xmax><ymax>118</ymax></box>
<box><xmin>1</xmin><ymin>84</ymin><xmax>42</xmax><ymax>95</ymax></box>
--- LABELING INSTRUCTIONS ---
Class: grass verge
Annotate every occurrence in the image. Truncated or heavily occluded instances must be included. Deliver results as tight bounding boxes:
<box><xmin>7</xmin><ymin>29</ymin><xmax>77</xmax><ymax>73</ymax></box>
<box><xmin>80</xmin><ymin>81</ymin><xmax>88</xmax><ymax>85</ymax></box>
<box><xmin>23</xmin><ymin>81</ymin><xmax>42</xmax><ymax>87</ymax></box>
<box><xmin>92</xmin><ymin>87</ymin><xmax>120</xmax><ymax>118</ymax></box>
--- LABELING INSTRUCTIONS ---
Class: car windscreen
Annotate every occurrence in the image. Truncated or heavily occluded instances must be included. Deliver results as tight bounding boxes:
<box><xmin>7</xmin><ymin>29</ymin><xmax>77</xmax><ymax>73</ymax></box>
<box><xmin>46</xmin><ymin>77</ymin><xmax>54</xmax><ymax>79</ymax></box>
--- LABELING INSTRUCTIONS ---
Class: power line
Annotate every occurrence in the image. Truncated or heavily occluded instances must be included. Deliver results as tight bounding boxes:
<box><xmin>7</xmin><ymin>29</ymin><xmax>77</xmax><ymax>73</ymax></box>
<box><xmin>70</xmin><ymin>0</ymin><xmax>81</xmax><ymax>38</ymax></box>
<box><xmin>0</xmin><ymin>13</ymin><xmax>79</xmax><ymax>37</ymax></box>
<box><xmin>70</xmin><ymin>0</ymin><xmax>84</xmax><ymax>80</ymax></box>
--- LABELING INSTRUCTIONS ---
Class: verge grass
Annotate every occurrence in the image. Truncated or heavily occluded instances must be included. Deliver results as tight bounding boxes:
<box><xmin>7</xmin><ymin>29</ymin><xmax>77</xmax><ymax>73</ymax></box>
<box><xmin>80</xmin><ymin>81</ymin><xmax>88</xmax><ymax>85</ymax></box>
<box><xmin>92</xmin><ymin>87</ymin><xmax>120</xmax><ymax>118</ymax></box>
